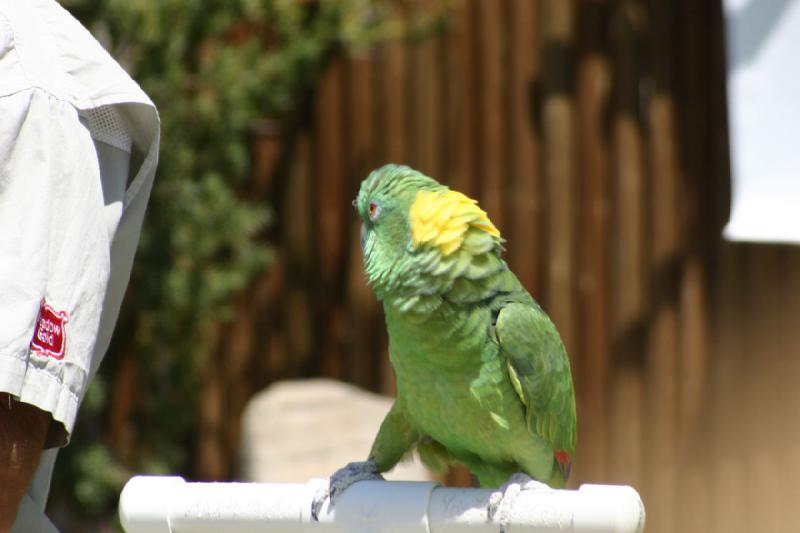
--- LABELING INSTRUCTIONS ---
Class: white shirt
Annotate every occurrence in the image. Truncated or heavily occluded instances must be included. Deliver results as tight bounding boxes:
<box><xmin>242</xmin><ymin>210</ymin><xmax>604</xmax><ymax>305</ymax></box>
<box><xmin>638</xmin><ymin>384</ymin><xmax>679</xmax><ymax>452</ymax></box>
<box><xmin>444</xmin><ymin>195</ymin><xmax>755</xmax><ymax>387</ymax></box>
<box><xmin>0</xmin><ymin>0</ymin><xmax>159</xmax><ymax>530</ymax></box>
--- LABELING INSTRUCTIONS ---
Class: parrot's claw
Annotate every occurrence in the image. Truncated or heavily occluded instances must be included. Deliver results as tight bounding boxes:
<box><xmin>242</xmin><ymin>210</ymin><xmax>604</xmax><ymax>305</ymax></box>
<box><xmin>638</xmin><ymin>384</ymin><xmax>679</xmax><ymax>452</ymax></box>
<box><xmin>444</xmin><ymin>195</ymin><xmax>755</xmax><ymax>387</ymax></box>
<box><xmin>487</xmin><ymin>473</ymin><xmax>551</xmax><ymax>532</ymax></box>
<box><xmin>311</xmin><ymin>460</ymin><xmax>385</xmax><ymax>521</ymax></box>
<box><xmin>329</xmin><ymin>460</ymin><xmax>385</xmax><ymax>501</ymax></box>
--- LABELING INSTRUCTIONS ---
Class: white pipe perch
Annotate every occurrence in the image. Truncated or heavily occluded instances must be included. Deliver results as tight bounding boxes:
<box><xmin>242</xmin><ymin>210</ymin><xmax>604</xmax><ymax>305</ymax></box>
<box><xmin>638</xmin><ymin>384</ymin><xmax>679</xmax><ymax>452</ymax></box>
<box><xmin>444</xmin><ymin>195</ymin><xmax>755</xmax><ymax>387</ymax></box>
<box><xmin>119</xmin><ymin>476</ymin><xmax>645</xmax><ymax>533</ymax></box>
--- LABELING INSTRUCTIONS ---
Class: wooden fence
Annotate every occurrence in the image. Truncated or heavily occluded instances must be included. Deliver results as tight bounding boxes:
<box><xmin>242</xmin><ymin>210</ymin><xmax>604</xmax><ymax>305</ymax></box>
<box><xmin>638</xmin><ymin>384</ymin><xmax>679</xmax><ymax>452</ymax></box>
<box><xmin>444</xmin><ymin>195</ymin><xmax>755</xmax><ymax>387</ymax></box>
<box><xmin>193</xmin><ymin>1</ymin><xmax>800</xmax><ymax>532</ymax></box>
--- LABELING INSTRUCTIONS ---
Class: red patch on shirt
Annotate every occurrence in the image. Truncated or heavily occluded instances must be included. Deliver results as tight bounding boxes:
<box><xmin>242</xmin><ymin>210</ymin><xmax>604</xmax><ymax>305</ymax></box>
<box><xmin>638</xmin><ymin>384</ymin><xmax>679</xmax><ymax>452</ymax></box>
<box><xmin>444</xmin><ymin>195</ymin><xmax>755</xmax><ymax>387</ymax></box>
<box><xmin>30</xmin><ymin>300</ymin><xmax>69</xmax><ymax>360</ymax></box>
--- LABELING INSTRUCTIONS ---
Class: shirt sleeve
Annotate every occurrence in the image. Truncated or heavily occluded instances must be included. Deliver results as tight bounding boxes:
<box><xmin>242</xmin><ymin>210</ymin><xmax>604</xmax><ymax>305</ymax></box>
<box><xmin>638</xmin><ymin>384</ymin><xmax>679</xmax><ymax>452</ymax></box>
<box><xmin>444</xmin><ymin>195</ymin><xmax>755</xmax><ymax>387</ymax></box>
<box><xmin>0</xmin><ymin>88</ymin><xmax>111</xmax><ymax>447</ymax></box>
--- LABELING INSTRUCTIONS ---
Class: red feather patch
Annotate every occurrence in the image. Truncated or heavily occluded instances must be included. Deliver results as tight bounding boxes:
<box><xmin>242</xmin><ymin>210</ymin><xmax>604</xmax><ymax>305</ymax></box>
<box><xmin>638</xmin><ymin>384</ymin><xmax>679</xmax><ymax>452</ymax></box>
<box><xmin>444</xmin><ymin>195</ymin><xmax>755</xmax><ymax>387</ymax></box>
<box><xmin>554</xmin><ymin>449</ymin><xmax>572</xmax><ymax>480</ymax></box>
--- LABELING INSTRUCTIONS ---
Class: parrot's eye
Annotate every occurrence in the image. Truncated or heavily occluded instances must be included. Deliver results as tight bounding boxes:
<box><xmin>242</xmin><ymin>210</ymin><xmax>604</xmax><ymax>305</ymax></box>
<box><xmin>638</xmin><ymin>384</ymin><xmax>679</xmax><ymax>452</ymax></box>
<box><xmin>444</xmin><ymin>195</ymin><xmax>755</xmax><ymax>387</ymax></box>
<box><xmin>368</xmin><ymin>201</ymin><xmax>381</xmax><ymax>221</ymax></box>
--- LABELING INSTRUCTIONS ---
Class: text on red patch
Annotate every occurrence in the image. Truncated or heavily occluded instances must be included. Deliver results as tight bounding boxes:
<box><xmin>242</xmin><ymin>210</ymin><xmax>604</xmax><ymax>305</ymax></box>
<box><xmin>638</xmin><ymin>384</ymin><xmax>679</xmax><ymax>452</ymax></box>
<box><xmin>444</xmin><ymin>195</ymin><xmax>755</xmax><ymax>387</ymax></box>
<box><xmin>30</xmin><ymin>300</ymin><xmax>69</xmax><ymax>359</ymax></box>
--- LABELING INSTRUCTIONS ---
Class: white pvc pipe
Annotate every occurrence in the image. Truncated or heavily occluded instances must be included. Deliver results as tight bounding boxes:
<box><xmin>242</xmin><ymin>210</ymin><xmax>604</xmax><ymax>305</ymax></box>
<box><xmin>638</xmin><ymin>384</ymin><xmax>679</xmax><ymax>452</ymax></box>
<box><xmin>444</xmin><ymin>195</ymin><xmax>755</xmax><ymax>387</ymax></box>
<box><xmin>119</xmin><ymin>476</ymin><xmax>645</xmax><ymax>533</ymax></box>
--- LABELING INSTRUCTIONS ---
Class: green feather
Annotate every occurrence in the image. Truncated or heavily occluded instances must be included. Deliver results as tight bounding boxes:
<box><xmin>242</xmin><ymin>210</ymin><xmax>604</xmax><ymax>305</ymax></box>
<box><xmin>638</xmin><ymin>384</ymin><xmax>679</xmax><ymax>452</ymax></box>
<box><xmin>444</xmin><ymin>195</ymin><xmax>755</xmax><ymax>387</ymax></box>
<box><xmin>495</xmin><ymin>303</ymin><xmax>577</xmax><ymax>454</ymax></box>
<box><xmin>356</xmin><ymin>164</ymin><xmax>577</xmax><ymax>488</ymax></box>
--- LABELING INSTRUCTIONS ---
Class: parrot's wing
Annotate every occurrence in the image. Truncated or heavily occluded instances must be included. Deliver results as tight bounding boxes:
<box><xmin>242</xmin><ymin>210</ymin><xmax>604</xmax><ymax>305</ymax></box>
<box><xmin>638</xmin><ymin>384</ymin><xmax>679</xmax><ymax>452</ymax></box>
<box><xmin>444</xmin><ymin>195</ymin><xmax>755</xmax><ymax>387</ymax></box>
<box><xmin>495</xmin><ymin>302</ymin><xmax>576</xmax><ymax>456</ymax></box>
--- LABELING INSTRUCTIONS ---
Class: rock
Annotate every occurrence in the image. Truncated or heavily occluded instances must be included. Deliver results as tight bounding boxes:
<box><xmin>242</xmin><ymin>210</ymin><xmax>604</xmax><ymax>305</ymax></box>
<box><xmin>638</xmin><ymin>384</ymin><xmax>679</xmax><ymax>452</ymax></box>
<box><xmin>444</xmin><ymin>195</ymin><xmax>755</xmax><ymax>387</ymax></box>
<box><xmin>240</xmin><ymin>379</ymin><xmax>434</xmax><ymax>483</ymax></box>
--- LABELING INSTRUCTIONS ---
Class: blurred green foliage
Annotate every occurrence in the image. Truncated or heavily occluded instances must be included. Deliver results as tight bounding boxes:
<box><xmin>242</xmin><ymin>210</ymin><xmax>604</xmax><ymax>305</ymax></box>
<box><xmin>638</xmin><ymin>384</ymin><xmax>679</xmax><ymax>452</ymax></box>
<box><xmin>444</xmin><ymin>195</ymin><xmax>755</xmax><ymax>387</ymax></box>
<box><xmin>49</xmin><ymin>0</ymin><xmax>450</xmax><ymax>527</ymax></box>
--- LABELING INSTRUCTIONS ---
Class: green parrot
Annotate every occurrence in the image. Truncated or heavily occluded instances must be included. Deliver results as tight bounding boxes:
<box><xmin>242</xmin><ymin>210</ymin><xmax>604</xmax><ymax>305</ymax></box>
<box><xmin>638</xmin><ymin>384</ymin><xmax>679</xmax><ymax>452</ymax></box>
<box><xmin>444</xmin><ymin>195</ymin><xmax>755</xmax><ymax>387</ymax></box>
<box><xmin>313</xmin><ymin>164</ymin><xmax>577</xmax><ymax>520</ymax></box>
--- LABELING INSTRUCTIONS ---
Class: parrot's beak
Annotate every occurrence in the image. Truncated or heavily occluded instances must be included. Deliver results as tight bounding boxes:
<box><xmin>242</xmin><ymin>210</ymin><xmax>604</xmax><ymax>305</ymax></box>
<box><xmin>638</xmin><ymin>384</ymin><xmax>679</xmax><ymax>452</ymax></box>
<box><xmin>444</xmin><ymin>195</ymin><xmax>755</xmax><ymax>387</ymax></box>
<box><xmin>360</xmin><ymin>224</ymin><xmax>366</xmax><ymax>250</ymax></box>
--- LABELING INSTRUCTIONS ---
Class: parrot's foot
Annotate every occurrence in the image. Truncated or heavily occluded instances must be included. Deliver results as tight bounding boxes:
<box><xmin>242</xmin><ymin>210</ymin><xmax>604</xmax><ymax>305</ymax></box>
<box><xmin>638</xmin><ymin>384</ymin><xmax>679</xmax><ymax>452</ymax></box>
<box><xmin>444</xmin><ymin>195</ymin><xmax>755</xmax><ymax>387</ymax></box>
<box><xmin>311</xmin><ymin>460</ymin><xmax>385</xmax><ymax>521</ymax></box>
<box><xmin>487</xmin><ymin>473</ymin><xmax>552</xmax><ymax>532</ymax></box>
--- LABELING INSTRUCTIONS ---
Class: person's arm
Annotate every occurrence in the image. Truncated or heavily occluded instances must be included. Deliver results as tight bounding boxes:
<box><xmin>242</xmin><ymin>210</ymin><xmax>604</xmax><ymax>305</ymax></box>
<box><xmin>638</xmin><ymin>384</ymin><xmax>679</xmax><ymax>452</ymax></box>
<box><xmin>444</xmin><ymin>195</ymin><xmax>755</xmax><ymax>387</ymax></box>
<box><xmin>0</xmin><ymin>393</ymin><xmax>50</xmax><ymax>531</ymax></box>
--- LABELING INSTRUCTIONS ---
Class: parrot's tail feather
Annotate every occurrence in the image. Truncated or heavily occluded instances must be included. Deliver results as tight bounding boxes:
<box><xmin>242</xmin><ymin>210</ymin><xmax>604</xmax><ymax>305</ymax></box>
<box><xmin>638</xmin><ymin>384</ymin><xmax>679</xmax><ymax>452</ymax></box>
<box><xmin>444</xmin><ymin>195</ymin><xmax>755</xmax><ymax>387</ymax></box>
<box><xmin>554</xmin><ymin>450</ymin><xmax>572</xmax><ymax>482</ymax></box>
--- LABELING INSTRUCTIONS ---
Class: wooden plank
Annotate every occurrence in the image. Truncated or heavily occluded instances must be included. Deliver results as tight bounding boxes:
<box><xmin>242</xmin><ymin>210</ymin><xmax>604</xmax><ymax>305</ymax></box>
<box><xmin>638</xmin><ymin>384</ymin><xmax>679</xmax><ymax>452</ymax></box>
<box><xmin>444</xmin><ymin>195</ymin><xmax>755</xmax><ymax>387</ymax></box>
<box><xmin>779</xmin><ymin>249</ymin><xmax>800</xmax><ymax>531</ymax></box>
<box><xmin>345</xmin><ymin>51</ymin><xmax>381</xmax><ymax>388</ymax></box>
<box><xmin>314</xmin><ymin>59</ymin><xmax>346</xmax><ymax>379</ymax></box>
<box><xmin>607</xmin><ymin>364</ymin><xmax>643</xmax><ymax>485</ymax></box>
<box><xmin>540</xmin><ymin>0</ymin><xmax>577</xmax><ymax>354</ymax></box>
<box><xmin>607</xmin><ymin>0</ymin><xmax>646</xmax><ymax>498</ymax></box>
<box><xmin>286</xmin><ymin>132</ymin><xmax>314</xmax><ymax>272</ymax></box>
<box><xmin>410</xmin><ymin>33</ymin><xmax>443</xmax><ymax>177</ymax></box>
<box><xmin>249</xmin><ymin>120</ymin><xmax>282</xmax><ymax>198</ymax></box>
<box><xmin>477</xmin><ymin>0</ymin><xmax>506</xmax><ymax>230</ymax></box>
<box><xmin>702</xmin><ymin>2</ymin><xmax>747</xmax><ymax>527</ymax></box>
<box><xmin>196</xmin><ymin>323</ymin><xmax>226</xmax><ymax>480</ymax></box>
<box><xmin>315</xmin><ymin>59</ymin><xmax>346</xmax><ymax>285</ymax></box>
<box><xmin>645</xmin><ymin>89</ymin><xmax>681</xmax><ymax>533</ymax></box>
<box><xmin>644</xmin><ymin>302</ymin><xmax>679</xmax><ymax>533</ymax></box>
<box><xmin>347</xmin><ymin>51</ymin><xmax>376</xmax><ymax>177</ymax></box>
<box><xmin>380</xmin><ymin>39</ymin><xmax>409</xmax><ymax>164</ymax></box>
<box><xmin>107</xmin><ymin>352</ymin><xmax>137</xmax><ymax>457</ymax></box>
<box><xmin>444</xmin><ymin>0</ymin><xmax>479</xmax><ymax>196</ymax></box>
<box><xmin>575</xmin><ymin>0</ymin><xmax>612</xmax><ymax>483</ymax></box>
<box><xmin>285</xmin><ymin>133</ymin><xmax>315</xmax><ymax>375</ymax></box>
<box><xmin>610</xmin><ymin>0</ymin><xmax>646</xmax><ymax>334</ymax></box>
<box><xmin>709</xmin><ymin>244</ymin><xmax>748</xmax><ymax>533</ymax></box>
<box><xmin>645</xmin><ymin>0</ymin><xmax>703</xmax><ymax>529</ymax></box>
<box><xmin>611</xmin><ymin>111</ymin><xmax>644</xmax><ymax>329</ymax></box>
<box><xmin>742</xmin><ymin>247</ymin><xmax>783</xmax><ymax>532</ymax></box>
<box><xmin>736</xmin><ymin>246</ymin><xmax>800</xmax><ymax>533</ymax></box>
<box><xmin>507</xmin><ymin>0</ymin><xmax>541</xmax><ymax>296</ymax></box>
<box><xmin>223</xmin><ymin>293</ymin><xmax>255</xmax><ymax>465</ymax></box>
<box><xmin>264</xmin><ymin>257</ymin><xmax>288</xmax><ymax>377</ymax></box>
<box><xmin>676</xmin><ymin>256</ymin><xmax>711</xmax><ymax>533</ymax></box>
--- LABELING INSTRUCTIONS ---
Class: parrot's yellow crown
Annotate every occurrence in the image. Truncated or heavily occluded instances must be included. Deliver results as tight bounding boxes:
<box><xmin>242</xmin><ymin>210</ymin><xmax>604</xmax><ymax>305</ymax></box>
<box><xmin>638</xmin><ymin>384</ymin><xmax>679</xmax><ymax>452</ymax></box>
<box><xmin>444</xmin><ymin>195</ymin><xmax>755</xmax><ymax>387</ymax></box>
<box><xmin>408</xmin><ymin>189</ymin><xmax>500</xmax><ymax>255</ymax></box>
